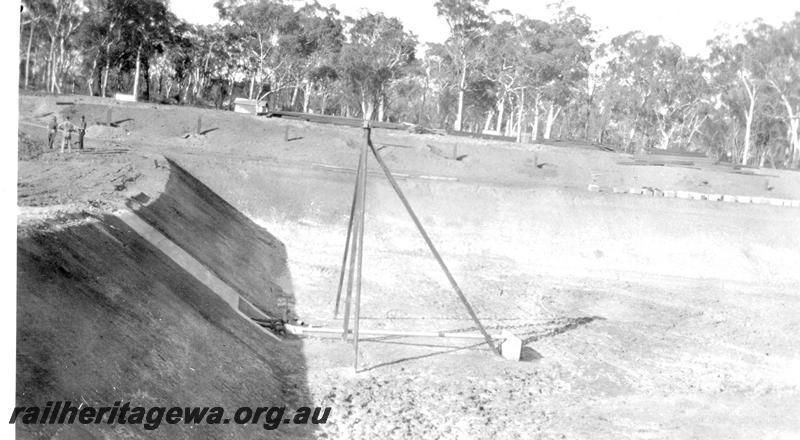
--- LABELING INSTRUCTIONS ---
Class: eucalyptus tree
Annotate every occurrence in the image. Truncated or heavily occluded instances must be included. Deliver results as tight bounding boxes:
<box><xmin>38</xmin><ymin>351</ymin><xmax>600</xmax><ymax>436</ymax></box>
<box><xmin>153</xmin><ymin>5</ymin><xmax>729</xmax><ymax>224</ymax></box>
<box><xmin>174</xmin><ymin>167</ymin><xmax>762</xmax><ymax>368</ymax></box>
<box><xmin>760</xmin><ymin>13</ymin><xmax>800</xmax><ymax>167</ymax></box>
<box><xmin>478</xmin><ymin>15</ymin><xmax>552</xmax><ymax>139</ymax></box>
<box><xmin>291</xmin><ymin>2</ymin><xmax>344</xmax><ymax>112</ymax></box>
<box><xmin>707</xmin><ymin>25</ymin><xmax>773</xmax><ymax>165</ymax></box>
<box><xmin>538</xmin><ymin>5</ymin><xmax>593</xmax><ymax>140</ymax></box>
<box><xmin>422</xmin><ymin>42</ymin><xmax>459</xmax><ymax>128</ymax></box>
<box><xmin>19</xmin><ymin>0</ymin><xmax>48</xmax><ymax>89</ymax></box>
<box><xmin>76</xmin><ymin>0</ymin><xmax>115</xmax><ymax>96</ymax></box>
<box><xmin>215</xmin><ymin>0</ymin><xmax>298</xmax><ymax>103</ymax></box>
<box><xmin>434</xmin><ymin>0</ymin><xmax>490</xmax><ymax>131</ymax></box>
<box><xmin>512</xmin><ymin>18</ymin><xmax>569</xmax><ymax>141</ymax></box>
<box><xmin>598</xmin><ymin>32</ymin><xmax>709</xmax><ymax>151</ymax></box>
<box><xmin>479</xmin><ymin>13</ymin><xmax>520</xmax><ymax>135</ymax></box>
<box><xmin>22</xmin><ymin>0</ymin><xmax>86</xmax><ymax>93</ymax></box>
<box><xmin>98</xmin><ymin>0</ymin><xmax>175</xmax><ymax>100</ymax></box>
<box><xmin>339</xmin><ymin>12</ymin><xmax>416</xmax><ymax>121</ymax></box>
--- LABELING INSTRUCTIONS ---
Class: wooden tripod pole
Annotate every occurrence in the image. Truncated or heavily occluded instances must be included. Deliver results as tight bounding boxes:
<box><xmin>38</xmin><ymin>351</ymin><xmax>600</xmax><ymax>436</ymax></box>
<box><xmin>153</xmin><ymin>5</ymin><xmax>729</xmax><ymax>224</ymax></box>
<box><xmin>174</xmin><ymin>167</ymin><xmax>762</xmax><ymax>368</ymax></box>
<box><xmin>352</xmin><ymin>122</ymin><xmax>370</xmax><ymax>370</ymax></box>
<box><xmin>340</xmin><ymin>152</ymin><xmax>364</xmax><ymax>340</ymax></box>
<box><xmin>333</xmin><ymin>152</ymin><xmax>363</xmax><ymax>318</ymax></box>
<box><xmin>367</xmin><ymin>138</ymin><xmax>501</xmax><ymax>357</ymax></box>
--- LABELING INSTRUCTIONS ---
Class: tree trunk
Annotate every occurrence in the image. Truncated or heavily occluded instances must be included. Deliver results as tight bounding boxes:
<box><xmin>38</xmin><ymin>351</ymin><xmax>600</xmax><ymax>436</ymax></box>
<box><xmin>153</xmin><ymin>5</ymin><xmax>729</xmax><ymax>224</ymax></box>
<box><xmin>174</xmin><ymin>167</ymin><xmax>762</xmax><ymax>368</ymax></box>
<box><xmin>543</xmin><ymin>102</ymin><xmax>561</xmax><ymax>140</ymax></box>
<box><xmin>197</xmin><ymin>46</ymin><xmax>212</xmax><ymax>101</ymax></box>
<box><xmin>378</xmin><ymin>93</ymin><xmax>386</xmax><ymax>122</ymax></box>
<box><xmin>531</xmin><ymin>93</ymin><xmax>540</xmax><ymax>142</ymax></box>
<box><xmin>417</xmin><ymin>73</ymin><xmax>429</xmax><ymax>124</ymax></box>
<box><xmin>483</xmin><ymin>111</ymin><xmax>493</xmax><ymax>133</ymax></box>
<box><xmin>30</xmin><ymin>47</ymin><xmax>39</xmax><ymax>87</ymax></box>
<box><xmin>628</xmin><ymin>126</ymin><xmax>637</xmax><ymax>153</ymax></box>
<box><xmin>495</xmin><ymin>95</ymin><xmax>505</xmax><ymax>133</ymax></box>
<box><xmin>192</xmin><ymin>67</ymin><xmax>201</xmax><ymax>102</ymax></box>
<box><xmin>685</xmin><ymin>115</ymin><xmax>706</xmax><ymax>149</ymax></box>
<box><xmin>143</xmin><ymin>61</ymin><xmax>151</xmax><ymax>102</ymax></box>
<box><xmin>100</xmin><ymin>41</ymin><xmax>112</xmax><ymax>97</ymax></box>
<box><xmin>44</xmin><ymin>56</ymin><xmax>50</xmax><ymax>91</ymax></box>
<box><xmin>88</xmin><ymin>57</ymin><xmax>97</xmax><ymax>96</ymax></box>
<box><xmin>101</xmin><ymin>58</ymin><xmax>110</xmax><ymax>97</ymax></box>
<box><xmin>290</xmin><ymin>83</ymin><xmax>299</xmax><ymax>109</ymax></box>
<box><xmin>56</xmin><ymin>33</ymin><xmax>68</xmax><ymax>93</ymax></box>
<box><xmin>248</xmin><ymin>74</ymin><xmax>255</xmax><ymax>100</ymax></box>
<box><xmin>184</xmin><ymin>77</ymin><xmax>193</xmax><ymax>104</ymax></box>
<box><xmin>739</xmin><ymin>73</ymin><xmax>758</xmax><ymax>166</ymax></box>
<box><xmin>367</xmin><ymin>99</ymin><xmax>375</xmax><ymax>121</ymax></box>
<box><xmin>303</xmin><ymin>80</ymin><xmax>311</xmax><ymax>113</ymax></box>
<box><xmin>453</xmin><ymin>58</ymin><xmax>467</xmax><ymax>131</ymax></box>
<box><xmin>742</xmin><ymin>104</ymin><xmax>754</xmax><ymax>166</ymax></box>
<box><xmin>360</xmin><ymin>87</ymin><xmax>375</xmax><ymax>120</ymax></box>
<box><xmin>789</xmin><ymin>118</ymin><xmax>800</xmax><ymax>169</ymax></box>
<box><xmin>227</xmin><ymin>76</ymin><xmax>235</xmax><ymax>110</ymax></box>
<box><xmin>24</xmin><ymin>20</ymin><xmax>35</xmax><ymax>89</ymax></box>
<box><xmin>506</xmin><ymin>106</ymin><xmax>515</xmax><ymax>137</ymax></box>
<box><xmin>47</xmin><ymin>34</ymin><xmax>56</xmax><ymax>92</ymax></box>
<box><xmin>658</xmin><ymin>126</ymin><xmax>675</xmax><ymax>150</ymax></box>
<box><xmin>583</xmin><ymin>98</ymin><xmax>593</xmax><ymax>141</ymax></box>
<box><xmin>360</xmin><ymin>91</ymin><xmax>368</xmax><ymax>119</ymax></box>
<box><xmin>132</xmin><ymin>44</ymin><xmax>142</xmax><ymax>100</ymax></box>
<box><xmin>115</xmin><ymin>63</ymin><xmax>123</xmax><ymax>93</ymax></box>
<box><xmin>516</xmin><ymin>88</ymin><xmax>526</xmax><ymax>143</ymax></box>
<box><xmin>543</xmin><ymin>103</ymin><xmax>553</xmax><ymax>140</ymax></box>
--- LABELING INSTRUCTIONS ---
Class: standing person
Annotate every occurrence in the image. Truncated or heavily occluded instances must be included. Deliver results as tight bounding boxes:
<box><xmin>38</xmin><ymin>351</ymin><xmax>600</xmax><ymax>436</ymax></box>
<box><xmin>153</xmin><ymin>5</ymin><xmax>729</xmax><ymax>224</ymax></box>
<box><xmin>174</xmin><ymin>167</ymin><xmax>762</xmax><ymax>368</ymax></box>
<box><xmin>77</xmin><ymin>115</ymin><xmax>87</xmax><ymax>150</ymax></box>
<box><xmin>58</xmin><ymin>117</ymin><xmax>75</xmax><ymax>153</ymax></box>
<box><xmin>47</xmin><ymin>115</ymin><xmax>57</xmax><ymax>149</ymax></box>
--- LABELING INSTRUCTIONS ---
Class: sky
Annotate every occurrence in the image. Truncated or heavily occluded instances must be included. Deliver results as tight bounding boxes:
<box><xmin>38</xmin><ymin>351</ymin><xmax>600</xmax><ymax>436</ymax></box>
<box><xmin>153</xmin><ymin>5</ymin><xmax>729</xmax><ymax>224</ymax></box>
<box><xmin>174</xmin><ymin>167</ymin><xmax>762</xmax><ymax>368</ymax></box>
<box><xmin>172</xmin><ymin>0</ymin><xmax>798</xmax><ymax>56</ymax></box>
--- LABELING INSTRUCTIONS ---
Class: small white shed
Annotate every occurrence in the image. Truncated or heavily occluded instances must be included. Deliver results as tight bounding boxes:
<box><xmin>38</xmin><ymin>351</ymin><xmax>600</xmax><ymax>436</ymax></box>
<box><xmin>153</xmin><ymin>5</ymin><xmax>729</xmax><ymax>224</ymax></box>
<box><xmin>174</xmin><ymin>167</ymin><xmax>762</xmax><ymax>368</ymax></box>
<box><xmin>233</xmin><ymin>98</ymin><xmax>267</xmax><ymax>114</ymax></box>
<box><xmin>114</xmin><ymin>93</ymin><xmax>137</xmax><ymax>102</ymax></box>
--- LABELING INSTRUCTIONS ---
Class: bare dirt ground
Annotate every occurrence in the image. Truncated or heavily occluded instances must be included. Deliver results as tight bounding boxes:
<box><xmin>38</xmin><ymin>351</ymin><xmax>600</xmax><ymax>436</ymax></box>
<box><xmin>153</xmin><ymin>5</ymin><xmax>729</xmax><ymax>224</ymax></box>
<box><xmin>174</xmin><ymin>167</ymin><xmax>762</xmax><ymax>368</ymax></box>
<box><xmin>17</xmin><ymin>94</ymin><xmax>800</xmax><ymax>439</ymax></box>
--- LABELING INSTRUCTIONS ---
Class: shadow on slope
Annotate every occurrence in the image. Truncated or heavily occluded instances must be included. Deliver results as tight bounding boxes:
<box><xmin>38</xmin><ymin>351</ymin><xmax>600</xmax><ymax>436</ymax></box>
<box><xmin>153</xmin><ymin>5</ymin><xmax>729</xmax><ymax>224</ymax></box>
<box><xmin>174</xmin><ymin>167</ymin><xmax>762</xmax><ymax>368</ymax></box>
<box><xmin>132</xmin><ymin>158</ymin><xmax>293</xmax><ymax>316</ymax></box>
<box><xmin>16</xmin><ymin>161</ymin><xmax>313</xmax><ymax>439</ymax></box>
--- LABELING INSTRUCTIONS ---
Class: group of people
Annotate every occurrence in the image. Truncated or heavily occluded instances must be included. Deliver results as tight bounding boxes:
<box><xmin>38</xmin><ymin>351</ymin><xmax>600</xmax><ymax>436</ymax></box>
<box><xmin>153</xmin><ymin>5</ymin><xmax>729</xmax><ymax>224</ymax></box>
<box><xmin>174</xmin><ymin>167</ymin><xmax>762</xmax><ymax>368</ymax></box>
<box><xmin>47</xmin><ymin>115</ymin><xmax>86</xmax><ymax>153</ymax></box>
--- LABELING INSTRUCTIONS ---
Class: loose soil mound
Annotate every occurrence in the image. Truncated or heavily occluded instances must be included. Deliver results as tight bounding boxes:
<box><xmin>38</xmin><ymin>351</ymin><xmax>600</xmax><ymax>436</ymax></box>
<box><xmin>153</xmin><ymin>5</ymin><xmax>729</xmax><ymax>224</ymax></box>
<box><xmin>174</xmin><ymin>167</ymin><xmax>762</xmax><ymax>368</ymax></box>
<box><xmin>85</xmin><ymin>124</ymin><xmax>128</xmax><ymax>140</ymax></box>
<box><xmin>17</xmin><ymin>149</ymin><xmax>167</xmax><ymax>210</ymax></box>
<box><xmin>18</xmin><ymin>132</ymin><xmax>43</xmax><ymax>160</ymax></box>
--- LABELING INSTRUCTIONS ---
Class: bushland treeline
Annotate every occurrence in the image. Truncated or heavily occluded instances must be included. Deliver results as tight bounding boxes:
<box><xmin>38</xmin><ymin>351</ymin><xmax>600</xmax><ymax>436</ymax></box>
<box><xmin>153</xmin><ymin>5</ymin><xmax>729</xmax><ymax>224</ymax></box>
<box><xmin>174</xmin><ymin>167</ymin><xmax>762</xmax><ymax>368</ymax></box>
<box><xmin>18</xmin><ymin>0</ymin><xmax>800</xmax><ymax>167</ymax></box>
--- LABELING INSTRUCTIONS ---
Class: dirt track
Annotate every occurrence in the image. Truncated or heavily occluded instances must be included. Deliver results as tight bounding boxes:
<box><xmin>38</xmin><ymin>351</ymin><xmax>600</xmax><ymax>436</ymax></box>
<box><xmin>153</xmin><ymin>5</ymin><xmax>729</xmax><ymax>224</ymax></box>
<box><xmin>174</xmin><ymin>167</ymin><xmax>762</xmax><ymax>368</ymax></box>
<box><xmin>16</xmin><ymin>94</ymin><xmax>800</xmax><ymax>439</ymax></box>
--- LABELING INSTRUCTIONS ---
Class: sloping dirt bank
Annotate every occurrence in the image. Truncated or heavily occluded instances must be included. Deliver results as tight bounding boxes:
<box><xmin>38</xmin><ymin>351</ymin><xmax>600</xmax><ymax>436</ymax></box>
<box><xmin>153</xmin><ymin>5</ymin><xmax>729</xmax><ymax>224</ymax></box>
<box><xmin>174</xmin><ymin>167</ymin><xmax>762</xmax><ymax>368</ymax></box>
<box><xmin>132</xmin><ymin>159</ymin><xmax>294</xmax><ymax>317</ymax></box>
<box><xmin>17</xmin><ymin>159</ymin><xmax>312</xmax><ymax>439</ymax></box>
<box><xmin>18</xmin><ymin>94</ymin><xmax>800</xmax><ymax>200</ymax></box>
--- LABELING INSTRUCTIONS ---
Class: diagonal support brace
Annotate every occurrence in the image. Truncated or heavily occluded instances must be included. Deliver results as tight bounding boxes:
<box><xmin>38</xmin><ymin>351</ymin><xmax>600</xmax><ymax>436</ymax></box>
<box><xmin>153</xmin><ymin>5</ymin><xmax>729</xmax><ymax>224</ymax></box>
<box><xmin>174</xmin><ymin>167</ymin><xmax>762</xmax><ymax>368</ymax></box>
<box><xmin>366</xmin><ymin>134</ymin><xmax>501</xmax><ymax>357</ymax></box>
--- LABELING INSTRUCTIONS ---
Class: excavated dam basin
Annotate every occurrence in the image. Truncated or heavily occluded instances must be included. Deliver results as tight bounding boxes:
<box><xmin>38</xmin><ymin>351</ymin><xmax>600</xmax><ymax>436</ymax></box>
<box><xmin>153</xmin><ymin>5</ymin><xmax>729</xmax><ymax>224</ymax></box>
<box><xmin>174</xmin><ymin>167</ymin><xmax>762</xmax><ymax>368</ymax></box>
<box><xmin>16</xmin><ymin>95</ymin><xmax>800</xmax><ymax>439</ymax></box>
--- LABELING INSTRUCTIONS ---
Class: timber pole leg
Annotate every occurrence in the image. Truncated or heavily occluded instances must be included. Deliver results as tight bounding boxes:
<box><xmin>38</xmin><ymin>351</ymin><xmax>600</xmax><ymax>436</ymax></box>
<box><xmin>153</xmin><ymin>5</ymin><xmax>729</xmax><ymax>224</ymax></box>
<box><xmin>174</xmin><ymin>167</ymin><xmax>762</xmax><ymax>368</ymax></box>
<box><xmin>352</xmin><ymin>122</ymin><xmax>370</xmax><ymax>371</ymax></box>
<box><xmin>368</xmin><ymin>139</ymin><xmax>502</xmax><ymax>357</ymax></box>
<box><xmin>333</xmin><ymin>152</ymin><xmax>364</xmax><ymax>318</ymax></box>
<box><xmin>341</xmin><ymin>150</ymin><xmax>365</xmax><ymax>340</ymax></box>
